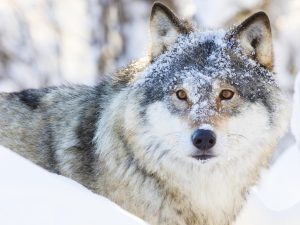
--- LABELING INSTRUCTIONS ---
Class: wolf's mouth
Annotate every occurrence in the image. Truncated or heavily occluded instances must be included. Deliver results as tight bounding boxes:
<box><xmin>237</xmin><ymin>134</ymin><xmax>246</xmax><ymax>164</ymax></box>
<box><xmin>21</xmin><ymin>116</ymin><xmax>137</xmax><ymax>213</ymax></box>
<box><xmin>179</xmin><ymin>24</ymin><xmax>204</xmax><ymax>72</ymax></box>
<box><xmin>191</xmin><ymin>154</ymin><xmax>215</xmax><ymax>161</ymax></box>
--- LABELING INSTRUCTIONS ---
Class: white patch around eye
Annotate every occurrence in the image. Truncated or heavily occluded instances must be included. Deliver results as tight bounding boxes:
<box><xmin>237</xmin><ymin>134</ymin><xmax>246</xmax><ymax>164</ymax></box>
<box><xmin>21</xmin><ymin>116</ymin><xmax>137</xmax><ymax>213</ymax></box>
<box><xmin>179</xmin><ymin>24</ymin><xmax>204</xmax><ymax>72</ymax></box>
<box><xmin>146</xmin><ymin>102</ymin><xmax>195</xmax><ymax>156</ymax></box>
<box><xmin>172</xmin><ymin>94</ymin><xmax>189</xmax><ymax>111</ymax></box>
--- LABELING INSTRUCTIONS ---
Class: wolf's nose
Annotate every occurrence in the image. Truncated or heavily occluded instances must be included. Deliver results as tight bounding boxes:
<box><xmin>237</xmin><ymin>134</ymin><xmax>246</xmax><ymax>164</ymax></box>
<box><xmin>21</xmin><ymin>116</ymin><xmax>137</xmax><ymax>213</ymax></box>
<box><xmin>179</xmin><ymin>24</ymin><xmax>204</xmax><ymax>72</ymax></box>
<box><xmin>191</xmin><ymin>129</ymin><xmax>216</xmax><ymax>150</ymax></box>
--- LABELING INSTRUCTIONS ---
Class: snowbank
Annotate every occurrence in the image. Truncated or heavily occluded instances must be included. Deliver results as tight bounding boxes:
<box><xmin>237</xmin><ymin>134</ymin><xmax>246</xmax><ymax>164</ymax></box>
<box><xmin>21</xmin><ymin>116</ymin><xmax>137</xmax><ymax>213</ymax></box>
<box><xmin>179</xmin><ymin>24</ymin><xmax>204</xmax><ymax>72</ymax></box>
<box><xmin>2</xmin><ymin>144</ymin><xmax>300</xmax><ymax>225</ymax></box>
<box><xmin>255</xmin><ymin>145</ymin><xmax>300</xmax><ymax>210</ymax></box>
<box><xmin>235</xmin><ymin>144</ymin><xmax>300</xmax><ymax>225</ymax></box>
<box><xmin>0</xmin><ymin>145</ymin><xmax>147</xmax><ymax>225</ymax></box>
<box><xmin>235</xmin><ymin>191</ymin><xmax>300</xmax><ymax>225</ymax></box>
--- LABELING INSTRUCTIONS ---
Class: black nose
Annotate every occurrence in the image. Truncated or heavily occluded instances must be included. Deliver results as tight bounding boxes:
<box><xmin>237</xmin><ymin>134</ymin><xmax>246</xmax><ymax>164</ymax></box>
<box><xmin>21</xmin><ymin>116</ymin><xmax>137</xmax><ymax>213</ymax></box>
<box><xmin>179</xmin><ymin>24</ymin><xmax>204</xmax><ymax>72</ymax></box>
<box><xmin>191</xmin><ymin>129</ymin><xmax>216</xmax><ymax>150</ymax></box>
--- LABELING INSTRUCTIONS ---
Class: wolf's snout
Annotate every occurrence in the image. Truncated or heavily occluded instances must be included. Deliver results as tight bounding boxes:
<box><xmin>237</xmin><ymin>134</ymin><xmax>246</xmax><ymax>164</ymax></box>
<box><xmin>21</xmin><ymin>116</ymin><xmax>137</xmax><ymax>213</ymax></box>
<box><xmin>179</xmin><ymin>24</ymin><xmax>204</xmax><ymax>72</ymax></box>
<box><xmin>191</xmin><ymin>129</ymin><xmax>216</xmax><ymax>150</ymax></box>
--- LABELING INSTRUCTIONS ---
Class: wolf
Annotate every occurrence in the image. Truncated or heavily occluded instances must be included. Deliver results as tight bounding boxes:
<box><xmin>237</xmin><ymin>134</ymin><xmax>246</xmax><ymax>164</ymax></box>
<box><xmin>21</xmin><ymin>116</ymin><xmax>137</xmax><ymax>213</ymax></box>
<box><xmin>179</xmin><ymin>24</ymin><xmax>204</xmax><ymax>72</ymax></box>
<box><xmin>0</xmin><ymin>2</ymin><xmax>289</xmax><ymax>225</ymax></box>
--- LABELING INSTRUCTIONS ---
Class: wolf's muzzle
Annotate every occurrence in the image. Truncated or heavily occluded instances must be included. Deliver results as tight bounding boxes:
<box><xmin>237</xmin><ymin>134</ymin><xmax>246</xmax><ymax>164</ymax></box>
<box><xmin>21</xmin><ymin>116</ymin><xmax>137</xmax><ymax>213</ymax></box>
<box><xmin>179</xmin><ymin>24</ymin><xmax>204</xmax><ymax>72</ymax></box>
<box><xmin>191</xmin><ymin>129</ymin><xmax>216</xmax><ymax>150</ymax></box>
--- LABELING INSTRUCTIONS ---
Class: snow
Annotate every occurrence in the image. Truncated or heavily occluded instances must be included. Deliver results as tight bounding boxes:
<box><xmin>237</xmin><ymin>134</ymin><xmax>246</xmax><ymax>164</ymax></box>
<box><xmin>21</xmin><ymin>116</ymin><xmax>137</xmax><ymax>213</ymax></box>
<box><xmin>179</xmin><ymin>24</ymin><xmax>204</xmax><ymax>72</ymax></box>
<box><xmin>140</xmin><ymin>27</ymin><xmax>273</xmax><ymax>90</ymax></box>
<box><xmin>137</xmin><ymin>27</ymin><xmax>277</xmax><ymax>125</ymax></box>
<box><xmin>255</xmin><ymin>145</ymin><xmax>300</xmax><ymax>210</ymax></box>
<box><xmin>0</xmin><ymin>146</ymin><xmax>147</xmax><ymax>225</ymax></box>
<box><xmin>235</xmin><ymin>192</ymin><xmax>300</xmax><ymax>225</ymax></box>
<box><xmin>235</xmin><ymin>144</ymin><xmax>300</xmax><ymax>225</ymax></box>
<box><xmin>2</xmin><ymin>139</ymin><xmax>300</xmax><ymax>225</ymax></box>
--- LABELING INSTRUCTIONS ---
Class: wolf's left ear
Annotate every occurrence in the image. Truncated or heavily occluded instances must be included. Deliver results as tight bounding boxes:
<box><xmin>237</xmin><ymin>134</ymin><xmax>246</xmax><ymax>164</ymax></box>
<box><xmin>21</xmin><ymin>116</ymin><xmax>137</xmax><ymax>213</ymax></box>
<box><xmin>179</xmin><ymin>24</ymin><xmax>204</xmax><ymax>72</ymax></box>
<box><xmin>231</xmin><ymin>12</ymin><xmax>273</xmax><ymax>69</ymax></box>
<box><xmin>150</xmin><ymin>2</ymin><xmax>191</xmax><ymax>59</ymax></box>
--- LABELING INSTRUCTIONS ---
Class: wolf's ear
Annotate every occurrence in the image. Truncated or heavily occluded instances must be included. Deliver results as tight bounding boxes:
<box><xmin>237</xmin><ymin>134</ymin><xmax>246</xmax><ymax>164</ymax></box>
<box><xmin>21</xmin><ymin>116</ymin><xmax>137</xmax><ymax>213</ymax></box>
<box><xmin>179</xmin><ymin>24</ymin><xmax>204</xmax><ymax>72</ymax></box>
<box><xmin>150</xmin><ymin>2</ymin><xmax>191</xmax><ymax>59</ymax></box>
<box><xmin>231</xmin><ymin>12</ymin><xmax>273</xmax><ymax>69</ymax></box>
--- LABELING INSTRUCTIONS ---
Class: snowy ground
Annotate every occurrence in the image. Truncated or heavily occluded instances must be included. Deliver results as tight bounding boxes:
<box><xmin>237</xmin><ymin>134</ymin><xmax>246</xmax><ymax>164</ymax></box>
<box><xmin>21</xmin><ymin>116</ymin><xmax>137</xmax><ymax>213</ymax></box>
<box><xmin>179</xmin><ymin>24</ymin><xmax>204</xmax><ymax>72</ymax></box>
<box><xmin>0</xmin><ymin>134</ymin><xmax>299</xmax><ymax>225</ymax></box>
<box><xmin>0</xmin><ymin>146</ymin><xmax>147</xmax><ymax>225</ymax></box>
<box><xmin>235</xmin><ymin>145</ymin><xmax>300</xmax><ymax>225</ymax></box>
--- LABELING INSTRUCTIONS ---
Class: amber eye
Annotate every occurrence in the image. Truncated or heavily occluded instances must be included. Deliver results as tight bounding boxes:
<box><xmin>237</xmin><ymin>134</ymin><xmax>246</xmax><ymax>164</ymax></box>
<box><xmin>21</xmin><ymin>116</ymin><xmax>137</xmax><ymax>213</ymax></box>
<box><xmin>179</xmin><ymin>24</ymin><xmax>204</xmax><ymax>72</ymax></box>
<box><xmin>220</xmin><ymin>89</ymin><xmax>234</xmax><ymax>100</ymax></box>
<box><xmin>176</xmin><ymin>90</ymin><xmax>187</xmax><ymax>100</ymax></box>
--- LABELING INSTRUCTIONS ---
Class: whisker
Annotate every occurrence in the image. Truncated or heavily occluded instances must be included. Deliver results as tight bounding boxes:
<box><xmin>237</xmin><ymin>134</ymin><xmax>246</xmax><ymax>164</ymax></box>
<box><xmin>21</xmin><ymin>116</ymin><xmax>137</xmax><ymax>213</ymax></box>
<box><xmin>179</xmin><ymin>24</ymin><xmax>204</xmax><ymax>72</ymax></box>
<box><xmin>226</xmin><ymin>133</ymin><xmax>248</xmax><ymax>140</ymax></box>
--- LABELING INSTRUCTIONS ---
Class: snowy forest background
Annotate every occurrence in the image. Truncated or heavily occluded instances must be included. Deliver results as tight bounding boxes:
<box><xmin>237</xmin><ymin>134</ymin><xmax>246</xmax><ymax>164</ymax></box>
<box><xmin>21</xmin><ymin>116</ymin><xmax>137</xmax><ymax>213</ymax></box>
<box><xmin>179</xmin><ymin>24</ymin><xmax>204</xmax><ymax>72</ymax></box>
<box><xmin>0</xmin><ymin>0</ymin><xmax>300</xmax><ymax>224</ymax></box>
<box><xmin>0</xmin><ymin>0</ymin><xmax>299</xmax><ymax>92</ymax></box>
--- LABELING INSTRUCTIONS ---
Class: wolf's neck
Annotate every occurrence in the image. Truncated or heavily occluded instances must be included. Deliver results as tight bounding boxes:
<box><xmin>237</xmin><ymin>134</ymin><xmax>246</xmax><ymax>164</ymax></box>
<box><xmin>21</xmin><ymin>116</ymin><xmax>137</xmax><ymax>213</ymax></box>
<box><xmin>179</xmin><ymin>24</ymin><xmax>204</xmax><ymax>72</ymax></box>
<box><xmin>95</xmin><ymin>138</ymin><xmax>268</xmax><ymax>225</ymax></box>
<box><xmin>157</xmin><ymin>145</ymin><xmax>273</xmax><ymax>225</ymax></box>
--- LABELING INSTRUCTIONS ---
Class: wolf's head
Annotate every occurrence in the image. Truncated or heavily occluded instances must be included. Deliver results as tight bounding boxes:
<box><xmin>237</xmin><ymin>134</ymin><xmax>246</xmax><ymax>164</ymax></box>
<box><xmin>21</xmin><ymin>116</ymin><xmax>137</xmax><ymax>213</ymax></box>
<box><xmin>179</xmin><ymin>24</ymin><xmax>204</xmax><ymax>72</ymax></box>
<box><xmin>104</xmin><ymin>2</ymin><xmax>288</xmax><ymax>192</ymax></box>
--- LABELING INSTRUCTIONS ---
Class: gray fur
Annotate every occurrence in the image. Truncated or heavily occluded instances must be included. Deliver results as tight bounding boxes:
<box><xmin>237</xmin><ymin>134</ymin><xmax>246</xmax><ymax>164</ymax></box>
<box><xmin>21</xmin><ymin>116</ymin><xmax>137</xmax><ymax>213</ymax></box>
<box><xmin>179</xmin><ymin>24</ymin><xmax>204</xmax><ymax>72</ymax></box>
<box><xmin>0</xmin><ymin>3</ymin><xmax>289</xmax><ymax>225</ymax></box>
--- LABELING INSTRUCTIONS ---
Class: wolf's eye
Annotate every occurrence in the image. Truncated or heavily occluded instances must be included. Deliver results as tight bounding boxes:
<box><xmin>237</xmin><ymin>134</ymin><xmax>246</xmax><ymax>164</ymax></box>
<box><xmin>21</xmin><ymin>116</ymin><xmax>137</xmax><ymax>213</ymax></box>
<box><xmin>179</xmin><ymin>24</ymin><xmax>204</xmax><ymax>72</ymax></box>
<box><xmin>176</xmin><ymin>90</ymin><xmax>187</xmax><ymax>100</ymax></box>
<box><xmin>220</xmin><ymin>90</ymin><xmax>234</xmax><ymax>100</ymax></box>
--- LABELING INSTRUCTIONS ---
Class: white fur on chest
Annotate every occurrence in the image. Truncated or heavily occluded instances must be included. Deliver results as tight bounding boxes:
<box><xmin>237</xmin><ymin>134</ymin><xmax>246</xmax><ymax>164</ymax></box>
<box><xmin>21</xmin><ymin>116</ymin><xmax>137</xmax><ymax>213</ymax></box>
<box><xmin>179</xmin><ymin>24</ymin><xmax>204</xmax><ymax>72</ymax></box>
<box><xmin>94</xmin><ymin>91</ymin><xmax>288</xmax><ymax>225</ymax></box>
<box><xmin>133</xmin><ymin>101</ymin><xmax>284</xmax><ymax>224</ymax></box>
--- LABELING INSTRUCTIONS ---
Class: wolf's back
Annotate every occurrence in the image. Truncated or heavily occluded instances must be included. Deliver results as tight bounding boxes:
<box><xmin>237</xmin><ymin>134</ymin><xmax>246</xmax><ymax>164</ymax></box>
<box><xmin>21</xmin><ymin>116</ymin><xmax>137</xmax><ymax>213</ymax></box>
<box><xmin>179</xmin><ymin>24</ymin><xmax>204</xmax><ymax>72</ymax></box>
<box><xmin>0</xmin><ymin>86</ymin><xmax>102</xmax><ymax>184</ymax></box>
<box><xmin>0</xmin><ymin>91</ymin><xmax>49</xmax><ymax>168</ymax></box>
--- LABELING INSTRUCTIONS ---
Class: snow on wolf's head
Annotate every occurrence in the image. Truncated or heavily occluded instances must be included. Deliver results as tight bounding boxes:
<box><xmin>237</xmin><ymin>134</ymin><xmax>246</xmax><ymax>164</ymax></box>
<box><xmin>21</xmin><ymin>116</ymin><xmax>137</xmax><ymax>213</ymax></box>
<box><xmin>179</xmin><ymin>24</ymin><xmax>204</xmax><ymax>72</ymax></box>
<box><xmin>119</xmin><ymin>3</ymin><xmax>288</xmax><ymax>178</ymax></box>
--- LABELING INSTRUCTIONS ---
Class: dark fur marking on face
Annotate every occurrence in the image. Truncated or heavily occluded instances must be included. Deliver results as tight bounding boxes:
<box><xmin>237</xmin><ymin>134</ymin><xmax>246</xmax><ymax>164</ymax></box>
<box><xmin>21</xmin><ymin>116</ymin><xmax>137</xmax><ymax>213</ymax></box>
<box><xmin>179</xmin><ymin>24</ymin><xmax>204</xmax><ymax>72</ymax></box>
<box><xmin>122</xmin><ymin>154</ymin><xmax>135</xmax><ymax>177</ymax></box>
<box><xmin>118</xmin><ymin>131</ymin><xmax>149</xmax><ymax>178</ymax></box>
<box><xmin>139</xmin><ymin>107</ymin><xmax>147</xmax><ymax>118</ymax></box>
<box><xmin>158</xmin><ymin>192</ymin><xmax>169</xmax><ymax>223</ymax></box>
<box><xmin>159</xmin><ymin>29</ymin><xmax>167</xmax><ymax>36</ymax></box>
<box><xmin>224</xmin><ymin>62</ymin><xmax>276</xmax><ymax>115</ymax></box>
<box><xmin>137</xmin><ymin>27</ymin><xmax>276</xmax><ymax>129</ymax></box>
<box><xmin>139</xmin><ymin>87</ymin><xmax>165</xmax><ymax>106</ymax></box>
<box><xmin>157</xmin><ymin>150</ymin><xmax>170</xmax><ymax>162</ymax></box>
<box><xmin>116</xmin><ymin>127</ymin><xmax>166</xmax><ymax>188</ymax></box>
<box><xmin>140</xmin><ymin>40</ymin><xmax>221</xmax><ymax>107</ymax></box>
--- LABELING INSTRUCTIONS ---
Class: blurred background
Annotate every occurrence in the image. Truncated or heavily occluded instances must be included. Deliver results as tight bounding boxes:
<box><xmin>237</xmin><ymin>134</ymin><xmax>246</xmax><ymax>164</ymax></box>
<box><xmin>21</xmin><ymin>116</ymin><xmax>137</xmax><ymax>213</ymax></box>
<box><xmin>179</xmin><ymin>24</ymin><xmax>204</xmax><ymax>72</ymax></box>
<box><xmin>0</xmin><ymin>0</ymin><xmax>298</xmax><ymax>155</ymax></box>
<box><xmin>0</xmin><ymin>0</ymin><xmax>299</xmax><ymax>91</ymax></box>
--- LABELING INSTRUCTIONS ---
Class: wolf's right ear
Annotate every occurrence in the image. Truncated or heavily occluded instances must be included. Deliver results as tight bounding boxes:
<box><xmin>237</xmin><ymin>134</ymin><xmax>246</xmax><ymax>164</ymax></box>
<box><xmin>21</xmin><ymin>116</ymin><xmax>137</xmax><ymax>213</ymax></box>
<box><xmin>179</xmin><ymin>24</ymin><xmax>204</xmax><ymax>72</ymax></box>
<box><xmin>229</xmin><ymin>12</ymin><xmax>273</xmax><ymax>69</ymax></box>
<box><xmin>149</xmin><ymin>2</ymin><xmax>191</xmax><ymax>59</ymax></box>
